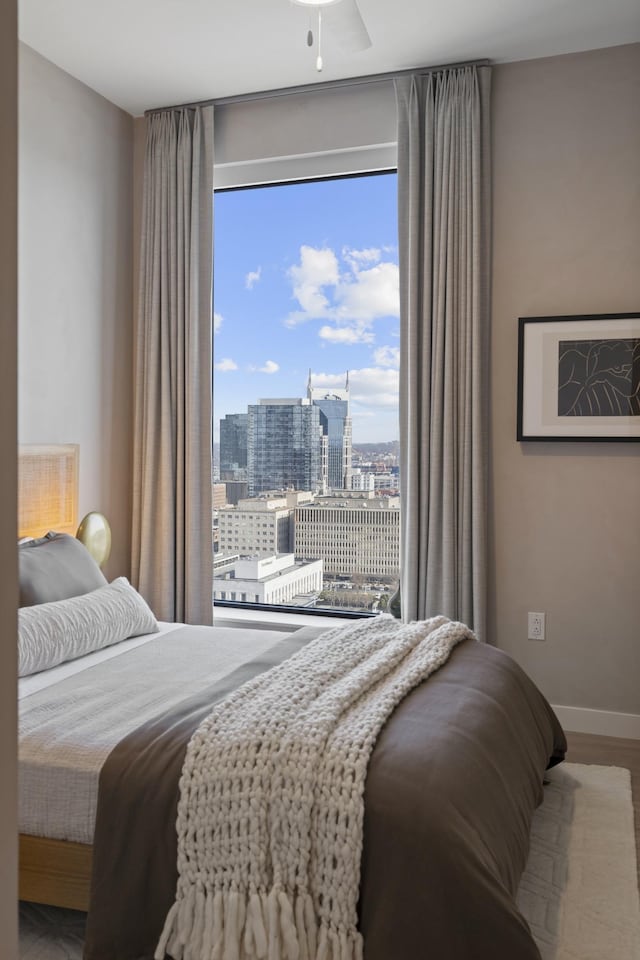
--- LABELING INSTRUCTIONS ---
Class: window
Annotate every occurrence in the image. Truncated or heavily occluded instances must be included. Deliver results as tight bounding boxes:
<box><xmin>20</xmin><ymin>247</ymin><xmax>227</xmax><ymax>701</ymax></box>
<box><xmin>213</xmin><ymin>173</ymin><xmax>400</xmax><ymax>614</ymax></box>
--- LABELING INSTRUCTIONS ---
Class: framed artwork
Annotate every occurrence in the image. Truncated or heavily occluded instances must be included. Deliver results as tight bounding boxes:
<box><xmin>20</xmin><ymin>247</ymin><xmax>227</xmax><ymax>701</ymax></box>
<box><xmin>517</xmin><ymin>313</ymin><xmax>640</xmax><ymax>441</ymax></box>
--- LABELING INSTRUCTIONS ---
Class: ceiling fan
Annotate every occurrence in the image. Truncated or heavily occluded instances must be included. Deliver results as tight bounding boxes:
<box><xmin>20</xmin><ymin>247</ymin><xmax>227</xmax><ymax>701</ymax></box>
<box><xmin>291</xmin><ymin>0</ymin><xmax>372</xmax><ymax>71</ymax></box>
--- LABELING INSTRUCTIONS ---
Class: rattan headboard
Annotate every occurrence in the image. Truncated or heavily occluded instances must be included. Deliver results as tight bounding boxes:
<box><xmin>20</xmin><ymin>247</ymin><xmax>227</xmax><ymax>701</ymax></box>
<box><xmin>18</xmin><ymin>444</ymin><xmax>79</xmax><ymax>539</ymax></box>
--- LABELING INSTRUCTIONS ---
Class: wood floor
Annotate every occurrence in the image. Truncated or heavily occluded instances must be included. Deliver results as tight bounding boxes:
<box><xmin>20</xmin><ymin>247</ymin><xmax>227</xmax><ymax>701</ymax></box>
<box><xmin>565</xmin><ymin>731</ymin><xmax>640</xmax><ymax>884</ymax></box>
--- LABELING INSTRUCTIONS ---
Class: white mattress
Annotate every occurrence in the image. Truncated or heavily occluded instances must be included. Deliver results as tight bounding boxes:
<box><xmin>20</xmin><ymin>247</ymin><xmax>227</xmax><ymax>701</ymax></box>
<box><xmin>18</xmin><ymin>623</ymin><xmax>291</xmax><ymax>844</ymax></box>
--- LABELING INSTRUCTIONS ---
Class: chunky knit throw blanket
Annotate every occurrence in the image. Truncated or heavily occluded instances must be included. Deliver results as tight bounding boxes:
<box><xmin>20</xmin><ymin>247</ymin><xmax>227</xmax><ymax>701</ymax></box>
<box><xmin>156</xmin><ymin>614</ymin><xmax>475</xmax><ymax>960</ymax></box>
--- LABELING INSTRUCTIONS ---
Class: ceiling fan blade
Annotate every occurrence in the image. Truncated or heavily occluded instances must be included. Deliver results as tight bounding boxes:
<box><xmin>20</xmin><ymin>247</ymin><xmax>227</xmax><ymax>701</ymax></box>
<box><xmin>324</xmin><ymin>0</ymin><xmax>372</xmax><ymax>53</ymax></box>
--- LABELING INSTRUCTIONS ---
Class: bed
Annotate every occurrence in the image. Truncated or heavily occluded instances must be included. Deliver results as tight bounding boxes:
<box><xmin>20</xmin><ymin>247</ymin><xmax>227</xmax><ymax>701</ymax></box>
<box><xmin>18</xmin><ymin>533</ymin><xmax>567</xmax><ymax>960</ymax></box>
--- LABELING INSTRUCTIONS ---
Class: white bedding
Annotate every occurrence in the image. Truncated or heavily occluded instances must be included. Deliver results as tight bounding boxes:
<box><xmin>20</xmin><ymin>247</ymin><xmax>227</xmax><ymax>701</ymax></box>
<box><xmin>18</xmin><ymin>621</ymin><xmax>180</xmax><ymax>699</ymax></box>
<box><xmin>18</xmin><ymin>624</ymin><xmax>291</xmax><ymax>844</ymax></box>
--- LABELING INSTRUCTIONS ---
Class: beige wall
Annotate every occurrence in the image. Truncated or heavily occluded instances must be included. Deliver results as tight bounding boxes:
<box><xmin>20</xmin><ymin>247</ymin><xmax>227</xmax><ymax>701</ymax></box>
<box><xmin>0</xmin><ymin>2</ymin><xmax>18</xmax><ymax>955</ymax></box>
<box><xmin>490</xmin><ymin>44</ymin><xmax>640</xmax><ymax>714</ymax></box>
<box><xmin>19</xmin><ymin>45</ymin><xmax>134</xmax><ymax>580</ymax></box>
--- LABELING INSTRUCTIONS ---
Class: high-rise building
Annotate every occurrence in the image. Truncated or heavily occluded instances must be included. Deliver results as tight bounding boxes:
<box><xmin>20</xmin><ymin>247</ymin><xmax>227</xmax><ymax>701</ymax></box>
<box><xmin>308</xmin><ymin>372</ymin><xmax>352</xmax><ymax>491</ymax></box>
<box><xmin>220</xmin><ymin>413</ymin><xmax>248</xmax><ymax>480</ymax></box>
<box><xmin>294</xmin><ymin>493</ymin><xmax>400</xmax><ymax>581</ymax></box>
<box><xmin>247</xmin><ymin>398</ymin><xmax>325</xmax><ymax>496</ymax></box>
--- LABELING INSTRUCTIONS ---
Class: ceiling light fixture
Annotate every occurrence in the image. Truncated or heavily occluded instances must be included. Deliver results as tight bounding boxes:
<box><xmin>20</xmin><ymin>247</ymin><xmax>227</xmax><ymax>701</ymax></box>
<box><xmin>292</xmin><ymin>0</ymin><xmax>338</xmax><ymax>72</ymax></box>
<box><xmin>291</xmin><ymin>0</ymin><xmax>371</xmax><ymax>72</ymax></box>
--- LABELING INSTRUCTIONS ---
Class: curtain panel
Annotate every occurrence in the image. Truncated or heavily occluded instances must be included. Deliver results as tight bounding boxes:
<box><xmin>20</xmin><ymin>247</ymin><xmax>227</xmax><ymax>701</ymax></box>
<box><xmin>395</xmin><ymin>66</ymin><xmax>491</xmax><ymax>639</ymax></box>
<box><xmin>132</xmin><ymin>106</ymin><xmax>214</xmax><ymax>624</ymax></box>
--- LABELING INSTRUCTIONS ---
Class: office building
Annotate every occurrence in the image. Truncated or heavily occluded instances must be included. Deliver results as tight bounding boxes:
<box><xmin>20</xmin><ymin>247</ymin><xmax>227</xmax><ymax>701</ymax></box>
<box><xmin>247</xmin><ymin>398</ymin><xmax>325</xmax><ymax>496</ymax></box>
<box><xmin>351</xmin><ymin>469</ymin><xmax>375</xmax><ymax>493</ymax></box>
<box><xmin>373</xmin><ymin>473</ymin><xmax>398</xmax><ymax>493</ymax></box>
<box><xmin>218</xmin><ymin>494</ymin><xmax>294</xmax><ymax>556</ymax></box>
<box><xmin>308</xmin><ymin>372</ymin><xmax>352</xmax><ymax>491</ymax></box>
<box><xmin>213</xmin><ymin>553</ymin><xmax>323</xmax><ymax>606</ymax></box>
<box><xmin>212</xmin><ymin>483</ymin><xmax>227</xmax><ymax>510</ymax></box>
<box><xmin>220</xmin><ymin>413</ymin><xmax>248</xmax><ymax>480</ymax></box>
<box><xmin>224</xmin><ymin>480</ymin><xmax>249</xmax><ymax>505</ymax></box>
<box><xmin>295</xmin><ymin>494</ymin><xmax>400</xmax><ymax>581</ymax></box>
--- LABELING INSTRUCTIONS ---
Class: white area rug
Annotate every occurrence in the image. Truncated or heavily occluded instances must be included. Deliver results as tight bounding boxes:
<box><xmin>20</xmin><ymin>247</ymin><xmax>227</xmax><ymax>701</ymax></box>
<box><xmin>517</xmin><ymin>763</ymin><xmax>640</xmax><ymax>960</ymax></box>
<box><xmin>19</xmin><ymin>762</ymin><xmax>640</xmax><ymax>960</ymax></box>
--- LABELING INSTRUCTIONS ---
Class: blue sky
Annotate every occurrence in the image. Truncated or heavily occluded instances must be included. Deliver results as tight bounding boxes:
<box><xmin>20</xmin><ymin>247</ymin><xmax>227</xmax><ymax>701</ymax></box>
<box><xmin>213</xmin><ymin>173</ymin><xmax>400</xmax><ymax>444</ymax></box>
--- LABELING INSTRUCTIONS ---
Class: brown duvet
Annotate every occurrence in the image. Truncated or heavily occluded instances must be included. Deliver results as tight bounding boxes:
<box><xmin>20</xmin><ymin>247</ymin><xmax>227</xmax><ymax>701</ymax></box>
<box><xmin>84</xmin><ymin>632</ymin><xmax>565</xmax><ymax>960</ymax></box>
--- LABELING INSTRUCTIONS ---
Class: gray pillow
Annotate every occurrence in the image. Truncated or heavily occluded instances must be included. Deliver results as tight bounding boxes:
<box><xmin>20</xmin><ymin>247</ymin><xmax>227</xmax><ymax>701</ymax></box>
<box><xmin>19</xmin><ymin>531</ymin><xmax>107</xmax><ymax>607</ymax></box>
<box><xmin>18</xmin><ymin>577</ymin><xmax>159</xmax><ymax>677</ymax></box>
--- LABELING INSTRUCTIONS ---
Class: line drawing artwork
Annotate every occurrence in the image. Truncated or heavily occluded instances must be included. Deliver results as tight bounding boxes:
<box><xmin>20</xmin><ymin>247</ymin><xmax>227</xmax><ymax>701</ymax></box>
<box><xmin>557</xmin><ymin>338</ymin><xmax>640</xmax><ymax>417</ymax></box>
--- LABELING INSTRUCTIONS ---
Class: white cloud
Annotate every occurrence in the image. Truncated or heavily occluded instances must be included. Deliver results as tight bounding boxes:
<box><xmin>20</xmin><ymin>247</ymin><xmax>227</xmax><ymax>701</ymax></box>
<box><xmin>335</xmin><ymin>262</ymin><xmax>399</xmax><ymax>323</ymax></box>
<box><xmin>259</xmin><ymin>360</ymin><xmax>279</xmax><ymax>374</ymax></box>
<box><xmin>214</xmin><ymin>357</ymin><xmax>238</xmax><ymax>372</ymax></box>
<box><xmin>342</xmin><ymin>247</ymin><xmax>381</xmax><ymax>270</ymax></box>
<box><xmin>214</xmin><ymin>312</ymin><xmax>223</xmax><ymax>333</ymax></box>
<box><xmin>373</xmin><ymin>345</ymin><xmax>400</xmax><ymax>368</ymax></box>
<box><xmin>319</xmin><ymin>324</ymin><xmax>375</xmax><ymax>345</ymax></box>
<box><xmin>284</xmin><ymin>244</ymin><xmax>399</xmax><ymax>344</ymax></box>
<box><xmin>286</xmin><ymin>246</ymin><xmax>340</xmax><ymax>323</ymax></box>
<box><xmin>245</xmin><ymin>267</ymin><xmax>262</xmax><ymax>290</ymax></box>
<box><xmin>349</xmin><ymin>367</ymin><xmax>399</xmax><ymax>409</ymax></box>
<box><xmin>248</xmin><ymin>359</ymin><xmax>281</xmax><ymax>374</ymax></box>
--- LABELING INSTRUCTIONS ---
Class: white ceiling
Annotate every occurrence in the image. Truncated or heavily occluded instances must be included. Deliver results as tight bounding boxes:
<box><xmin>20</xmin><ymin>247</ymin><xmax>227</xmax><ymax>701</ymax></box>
<box><xmin>19</xmin><ymin>0</ymin><xmax>640</xmax><ymax>116</ymax></box>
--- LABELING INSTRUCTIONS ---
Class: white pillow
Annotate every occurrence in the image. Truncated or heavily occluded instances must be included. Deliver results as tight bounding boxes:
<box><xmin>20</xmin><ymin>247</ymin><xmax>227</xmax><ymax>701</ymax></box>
<box><xmin>18</xmin><ymin>577</ymin><xmax>159</xmax><ymax>677</ymax></box>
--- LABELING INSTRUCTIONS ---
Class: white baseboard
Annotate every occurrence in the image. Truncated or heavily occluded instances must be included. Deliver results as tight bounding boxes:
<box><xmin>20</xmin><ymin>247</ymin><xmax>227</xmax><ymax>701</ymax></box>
<box><xmin>552</xmin><ymin>704</ymin><xmax>640</xmax><ymax>740</ymax></box>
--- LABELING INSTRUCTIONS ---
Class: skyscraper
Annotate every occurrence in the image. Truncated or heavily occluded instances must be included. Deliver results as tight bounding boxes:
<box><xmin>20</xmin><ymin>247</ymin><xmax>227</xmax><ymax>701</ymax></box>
<box><xmin>247</xmin><ymin>398</ymin><xmax>325</xmax><ymax>496</ymax></box>
<box><xmin>308</xmin><ymin>372</ymin><xmax>352</xmax><ymax>491</ymax></box>
<box><xmin>220</xmin><ymin>413</ymin><xmax>248</xmax><ymax>480</ymax></box>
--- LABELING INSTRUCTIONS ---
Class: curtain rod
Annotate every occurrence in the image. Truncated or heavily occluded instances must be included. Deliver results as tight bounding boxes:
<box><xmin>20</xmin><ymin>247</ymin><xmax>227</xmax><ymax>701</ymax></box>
<box><xmin>144</xmin><ymin>57</ymin><xmax>490</xmax><ymax>116</ymax></box>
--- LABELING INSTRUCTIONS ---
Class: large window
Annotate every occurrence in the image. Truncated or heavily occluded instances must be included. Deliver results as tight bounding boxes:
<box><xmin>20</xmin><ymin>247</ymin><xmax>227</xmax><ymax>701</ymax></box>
<box><xmin>213</xmin><ymin>173</ymin><xmax>399</xmax><ymax>614</ymax></box>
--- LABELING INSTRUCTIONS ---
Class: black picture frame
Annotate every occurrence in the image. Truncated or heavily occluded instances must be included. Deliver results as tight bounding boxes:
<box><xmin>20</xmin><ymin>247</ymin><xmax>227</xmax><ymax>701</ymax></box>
<box><xmin>517</xmin><ymin>312</ymin><xmax>640</xmax><ymax>441</ymax></box>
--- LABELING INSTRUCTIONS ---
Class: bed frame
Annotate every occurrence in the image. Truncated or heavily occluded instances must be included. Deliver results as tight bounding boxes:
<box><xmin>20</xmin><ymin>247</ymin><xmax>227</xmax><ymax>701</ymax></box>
<box><xmin>19</xmin><ymin>833</ymin><xmax>92</xmax><ymax>911</ymax></box>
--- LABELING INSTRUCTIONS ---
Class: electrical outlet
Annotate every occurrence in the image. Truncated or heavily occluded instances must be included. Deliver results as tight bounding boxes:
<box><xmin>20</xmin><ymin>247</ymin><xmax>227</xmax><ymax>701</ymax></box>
<box><xmin>528</xmin><ymin>612</ymin><xmax>545</xmax><ymax>641</ymax></box>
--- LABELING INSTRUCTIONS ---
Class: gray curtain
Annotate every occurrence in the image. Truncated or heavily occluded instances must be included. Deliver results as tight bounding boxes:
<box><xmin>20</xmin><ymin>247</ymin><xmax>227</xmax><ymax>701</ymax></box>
<box><xmin>132</xmin><ymin>106</ymin><xmax>214</xmax><ymax>624</ymax></box>
<box><xmin>395</xmin><ymin>66</ymin><xmax>491</xmax><ymax>638</ymax></box>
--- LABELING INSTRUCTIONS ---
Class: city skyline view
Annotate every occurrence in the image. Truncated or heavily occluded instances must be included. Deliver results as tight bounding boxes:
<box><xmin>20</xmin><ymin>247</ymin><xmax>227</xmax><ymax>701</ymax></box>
<box><xmin>213</xmin><ymin>173</ymin><xmax>400</xmax><ymax>444</ymax></box>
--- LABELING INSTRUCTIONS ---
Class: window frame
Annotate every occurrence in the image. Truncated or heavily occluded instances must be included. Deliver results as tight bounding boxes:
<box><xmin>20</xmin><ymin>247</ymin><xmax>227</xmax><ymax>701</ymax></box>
<box><xmin>213</xmin><ymin>167</ymin><xmax>399</xmax><ymax>621</ymax></box>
